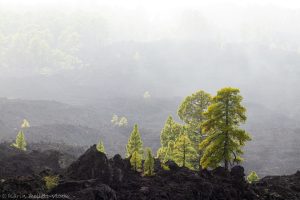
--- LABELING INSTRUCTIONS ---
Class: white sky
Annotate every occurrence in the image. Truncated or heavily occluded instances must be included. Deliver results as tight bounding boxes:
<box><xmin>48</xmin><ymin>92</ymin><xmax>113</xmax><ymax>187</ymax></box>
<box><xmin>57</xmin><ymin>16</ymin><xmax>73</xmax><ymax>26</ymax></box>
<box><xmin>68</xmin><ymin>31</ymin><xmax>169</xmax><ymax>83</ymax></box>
<box><xmin>1</xmin><ymin>0</ymin><xmax>300</xmax><ymax>10</ymax></box>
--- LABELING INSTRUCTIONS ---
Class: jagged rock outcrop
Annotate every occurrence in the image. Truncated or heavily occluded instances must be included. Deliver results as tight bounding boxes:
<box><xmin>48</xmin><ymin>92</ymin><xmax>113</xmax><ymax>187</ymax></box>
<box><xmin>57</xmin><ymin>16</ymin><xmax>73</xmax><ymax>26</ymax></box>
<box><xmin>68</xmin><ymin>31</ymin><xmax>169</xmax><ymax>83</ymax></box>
<box><xmin>0</xmin><ymin>143</ymin><xmax>62</xmax><ymax>178</ymax></box>
<box><xmin>65</xmin><ymin>144</ymin><xmax>113</xmax><ymax>183</ymax></box>
<box><xmin>0</xmin><ymin>144</ymin><xmax>299</xmax><ymax>200</ymax></box>
<box><xmin>60</xmin><ymin>145</ymin><xmax>258</xmax><ymax>200</ymax></box>
<box><xmin>50</xmin><ymin>179</ymin><xmax>117</xmax><ymax>200</ymax></box>
<box><xmin>251</xmin><ymin>171</ymin><xmax>300</xmax><ymax>200</ymax></box>
<box><xmin>0</xmin><ymin>175</ymin><xmax>47</xmax><ymax>196</ymax></box>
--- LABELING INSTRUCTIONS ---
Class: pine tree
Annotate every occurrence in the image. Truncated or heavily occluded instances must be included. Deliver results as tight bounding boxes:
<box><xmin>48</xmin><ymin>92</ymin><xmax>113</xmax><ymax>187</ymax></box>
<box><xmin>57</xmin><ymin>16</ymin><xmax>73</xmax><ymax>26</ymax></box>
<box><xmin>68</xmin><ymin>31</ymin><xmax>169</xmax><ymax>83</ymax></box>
<box><xmin>247</xmin><ymin>171</ymin><xmax>259</xmax><ymax>183</ymax></box>
<box><xmin>178</xmin><ymin>90</ymin><xmax>211</xmax><ymax>170</ymax></box>
<box><xmin>11</xmin><ymin>130</ymin><xmax>27</xmax><ymax>151</ymax></box>
<box><xmin>130</xmin><ymin>151</ymin><xmax>142</xmax><ymax>171</ymax></box>
<box><xmin>111</xmin><ymin>114</ymin><xmax>119</xmax><ymax>125</ymax></box>
<box><xmin>157</xmin><ymin>116</ymin><xmax>182</xmax><ymax>161</ymax></box>
<box><xmin>178</xmin><ymin>90</ymin><xmax>211</xmax><ymax>135</ymax></box>
<box><xmin>21</xmin><ymin>119</ymin><xmax>30</xmax><ymax>128</ymax></box>
<box><xmin>118</xmin><ymin>117</ymin><xmax>128</xmax><ymax>127</ymax></box>
<box><xmin>200</xmin><ymin>87</ymin><xmax>251</xmax><ymax>170</ymax></box>
<box><xmin>163</xmin><ymin>141</ymin><xmax>174</xmax><ymax>163</ymax></box>
<box><xmin>126</xmin><ymin>124</ymin><xmax>143</xmax><ymax>158</ymax></box>
<box><xmin>96</xmin><ymin>139</ymin><xmax>106</xmax><ymax>153</ymax></box>
<box><xmin>173</xmin><ymin>129</ymin><xmax>197</xmax><ymax>169</ymax></box>
<box><xmin>143</xmin><ymin>148</ymin><xmax>155</xmax><ymax>176</ymax></box>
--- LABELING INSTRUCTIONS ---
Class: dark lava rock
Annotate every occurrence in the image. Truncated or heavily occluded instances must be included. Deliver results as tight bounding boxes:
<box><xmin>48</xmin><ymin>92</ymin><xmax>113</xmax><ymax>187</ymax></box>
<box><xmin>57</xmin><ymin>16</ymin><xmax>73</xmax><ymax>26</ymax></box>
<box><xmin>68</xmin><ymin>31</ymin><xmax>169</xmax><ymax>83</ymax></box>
<box><xmin>66</xmin><ymin>145</ymin><xmax>112</xmax><ymax>183</ymax></box>
<box><xmin>0</xmin><ymin>143</ymin><xmax>62</xmax><ymax>178</ymax></box>
<box><xmin>251</xmin><ymin>171</ymin><xmax>300</xmax><ymax>200</ymax></box>
<box><xmin>231</xmin><ymin>165</ymin><xmax>245</xmax><ymax>180</ymax></box>
<box><xmin>154</xmin><ymin>158</ymin><xmax>163</xmax><ymax>172</ymax></box>
<box><xmin>51</xmin><ymin>179</ymin><xmax>117</xmax><ymax>200</ymax></box>
<box><xmin>165</xmin><ymin>160</ymin><xmax>179</xmax><ymax>171</ymax></box>
<box><xmin>0</xmin><ymin>175</ymin><xmax>46</xmax><ymax>196</ymax></box>
<box><xmin>212</xmin><ymin>166</ymin><xmax>230</xmax><ymax>177</ymax></box>
<box><xmin>1</xmin><ymin>144</ymin><xmax>299</xmax><ymax>200</ymax></box>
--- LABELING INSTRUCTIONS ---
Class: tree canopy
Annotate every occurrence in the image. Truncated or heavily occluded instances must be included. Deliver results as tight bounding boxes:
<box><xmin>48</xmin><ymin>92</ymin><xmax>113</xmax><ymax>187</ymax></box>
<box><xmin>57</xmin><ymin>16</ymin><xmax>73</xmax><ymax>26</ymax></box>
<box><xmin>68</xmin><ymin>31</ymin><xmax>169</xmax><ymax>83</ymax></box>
<box><xmin>11</xmin><ymin>119</ymin><xmax>30</xmax><ymax>151</ymax></box>
<box><xmin>130</xmin><ymin>151</ymin><xmax>142</xmax><ymax>171</ymax></box>
<box><xmin>126</xmin><ymin>124</ymin><xmax>143</xmax><ymax>158</ymax></box>
<box><xmin>173</xmin><ymin>130</ymin><xmax>197</xmax><ymax>169</ymax></box>
<box><xmin>144</xmin><ymin>148</ymin><xmax>155</xmax><ymax>176</ymax></box>
<box><xmin>157</xmin><ymin>116</ymin><xmax>182</xmax><ymax>161</ymax></box>
<box><xmin>11</xmin><ymin>130</ymin><xmax>27</xmax><ymax>151</ymax></box>
<box><xmin>200</xmin><ymin>87</ymin><xmax>251</xmax><ymax>170</ymax></box>
<box><xmin>178</xmin><ymin>90</ymin><xmax>211</xmax><ymax>169</ymax></box>
<box><xmin>96</xmin><ymin>139</ymin><xmax>106</xmax><ymax>154</ymax></box>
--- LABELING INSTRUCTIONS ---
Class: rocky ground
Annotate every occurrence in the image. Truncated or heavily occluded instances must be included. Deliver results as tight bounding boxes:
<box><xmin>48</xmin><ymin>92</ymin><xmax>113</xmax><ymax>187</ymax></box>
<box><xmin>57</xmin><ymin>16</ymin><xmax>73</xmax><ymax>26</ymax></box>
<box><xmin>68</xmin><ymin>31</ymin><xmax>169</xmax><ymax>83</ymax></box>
<box><xmin>0</xmin><ymin>143</ymin><xmax>299</xmax><ymax>200</ymax></box>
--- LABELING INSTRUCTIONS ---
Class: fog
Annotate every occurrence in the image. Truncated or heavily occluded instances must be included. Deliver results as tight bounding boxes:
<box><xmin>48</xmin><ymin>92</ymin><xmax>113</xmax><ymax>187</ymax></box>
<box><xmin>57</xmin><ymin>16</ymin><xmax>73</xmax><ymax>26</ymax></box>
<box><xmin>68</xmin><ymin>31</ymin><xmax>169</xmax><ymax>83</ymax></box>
<box><xmin>0</xmin><ymin>0</ymin><xmax>300</xmax><ymax>175</ymax></box>
<box><xmin>0</xmin><ymin>0</ymin><xmax>300</xmax><ymax>115</ymax></box>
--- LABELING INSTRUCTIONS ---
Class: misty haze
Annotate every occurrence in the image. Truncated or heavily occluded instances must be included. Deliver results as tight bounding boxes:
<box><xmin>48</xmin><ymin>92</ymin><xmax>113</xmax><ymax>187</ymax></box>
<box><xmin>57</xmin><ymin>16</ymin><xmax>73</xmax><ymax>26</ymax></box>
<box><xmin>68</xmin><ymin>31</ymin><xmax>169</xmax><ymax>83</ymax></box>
<box><xmin>0</xmin><ymin>1</ymin><xmax>299</xmax><ymax>200</ymax></box>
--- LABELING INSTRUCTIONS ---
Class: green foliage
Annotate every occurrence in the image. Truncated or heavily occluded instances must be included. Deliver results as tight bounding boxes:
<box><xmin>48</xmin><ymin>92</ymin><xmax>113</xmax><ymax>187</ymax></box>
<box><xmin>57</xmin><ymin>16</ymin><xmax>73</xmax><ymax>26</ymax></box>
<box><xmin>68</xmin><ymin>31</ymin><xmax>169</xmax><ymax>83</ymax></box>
<box><xmin>157</xmin><ymin>116</ymin><xmax>182</xmax><ymax>160</ymax></box>
<box><xmin>163</xmin><ymin>141</ymin><xmax>175</xmax><ymax>163</ymax></box>
<box><xmin>161</xmin><ymin>164</ymin><xmax>170</xmax><ymax>171</ymax></box>
<box><xmin>11</xmin><ymin>130</ymin><xmax>27</xmax><ymax>151</ymax></box>
<box><xmin>96</xmin><ymin>139</ymin><xmax>105</xmax><ymax>153</ymax></box>
<box><xmin>247</xmin><ymin>171</ymin><xmax>259</xmax><ymax>183</ymax></box>
<box><xmin>143</xmin><ymin>148</ymin><xmax>155</xmax><ymax>176</ymax></box>
<box><xmin>200</xmin><ymin>87</ymin><xmax>251</xmax><ymax>170</ymax></box>
<box><xmin>178</xmin><ymin>90</ymin><xmax>212</xmax><ymax>170</ymax></box>
<box><xmin>130</xmin><ymin>151</ymin><xmax>142</xmax><ymax>171</ymax></box>
<box><xmin>44</xmin><ymin>175</ymin><xmax>59</xmax><ymax>191</ymax></box>
<box><xmin>173</xmin><ymin>131</ymin><xmax>198</xmax><ymax>169</ymax></box>
<box><xmin>126</xmin><ymin>124</ymin><xmax>143</xmax><ymax>158</ymax></box>
<box><xmin>11</xmin><ymin>119</ymin><xmax>30</xmax><ymax>151</ymax></box>
<box><xmin>156</xmin><ymin>147</ymin><xmax>166</xmax><ymax>160</ymax></box>
<box><xmin>178</xmin><ymin>90</ymin><xmax>211</xmax><ymax>134</ymax></box>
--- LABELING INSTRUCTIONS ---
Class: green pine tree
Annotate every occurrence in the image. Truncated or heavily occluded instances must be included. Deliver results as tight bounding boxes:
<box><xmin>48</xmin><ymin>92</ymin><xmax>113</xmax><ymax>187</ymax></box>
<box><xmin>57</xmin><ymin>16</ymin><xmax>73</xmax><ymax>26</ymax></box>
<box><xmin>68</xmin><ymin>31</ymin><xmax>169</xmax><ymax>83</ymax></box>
<box><xmin>130</xmin><ymin>151</ymin><xmax>142</xmax><ymax>171</ymax></box>
<box><xmin>126</xmin><ymin>124</ymin><xmax>143</xmax><ymax>158</ymax></box>
<box><xmin>200</xmin><ymin>87</ymin><xmax>251</xmax><ymax>170</ymax></box>
<box><xmin>11</xmin><ymin>130</ymin><xmax>27</xmax><ymax>151</ymax></box>
<box><xmin>157</xmin><ymin>116</ymin><xmax>182</xmax><ymax>161</ymax></box>
<box><xmin>178</xmin><ymin>90</ymin><xmax>211</xmax><ymax>170</ymax></box>
<box><xmin>163</xmin><ymin>141</ymin><xmax>174</xmax><ymax>163</ymax></box>
<box><xmin>173</xmin><ymin>129</ymin><xmax>197</xmax><ymax>169</ymax></box>
<box><xmin>96</xmin><ymin>139</ymin><xmax>106</xmax><ymax>153</ymax></box>
<box><xmin>247</xmin><ymin>171</ymin><xmax>259</xmax><ymax>183</ymax></box>
<box><xmin>143</xmin><ymin>148</ymin><xmax>155</xmax><ymax>176</ymax></box>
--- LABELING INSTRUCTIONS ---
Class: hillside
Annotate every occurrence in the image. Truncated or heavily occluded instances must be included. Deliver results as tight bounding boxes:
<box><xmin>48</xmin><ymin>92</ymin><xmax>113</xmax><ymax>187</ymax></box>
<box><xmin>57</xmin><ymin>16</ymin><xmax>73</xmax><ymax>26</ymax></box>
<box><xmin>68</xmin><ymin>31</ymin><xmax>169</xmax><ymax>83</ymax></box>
<box><xmin>0</xmin><ymin>97</ymin><xmax>299</xmax><ymax>176</ymax></box>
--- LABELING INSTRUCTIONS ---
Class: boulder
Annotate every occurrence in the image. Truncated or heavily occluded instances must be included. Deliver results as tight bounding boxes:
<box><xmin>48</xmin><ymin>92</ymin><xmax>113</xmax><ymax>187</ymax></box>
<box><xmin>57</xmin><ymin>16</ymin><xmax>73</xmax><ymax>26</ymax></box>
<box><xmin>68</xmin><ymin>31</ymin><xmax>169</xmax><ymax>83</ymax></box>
<box><xmin>66</xmin><ymin>145</ymin><xmax>112</xmax><ymax>183</ymax></box>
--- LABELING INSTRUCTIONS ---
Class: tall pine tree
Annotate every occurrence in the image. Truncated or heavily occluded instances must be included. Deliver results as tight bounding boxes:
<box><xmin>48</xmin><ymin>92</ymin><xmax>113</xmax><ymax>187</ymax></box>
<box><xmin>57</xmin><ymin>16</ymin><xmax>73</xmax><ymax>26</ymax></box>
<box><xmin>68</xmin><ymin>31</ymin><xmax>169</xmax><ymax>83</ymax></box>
<box><xmin>130</xmin><ymin>151</ymin><xmax>142</xmax><ymax>171</ymax></box>
<box><xmin>126</xmin><ymin>124</ymin><xmax>143</xmax><ymax>158</ymax></box>
<box><xmin>178</xmin><ymin>90</ymin><xmax>211</xmax><ymax>169</ymax></box>
<box><xmin>143</xmin><ymin>148</ymin><xmax>155</xmax><ymax>176</ymax></box>
<box><xmin>200</xmin><ymin>87</ymin><xmax>251</xmax><ymax>170</ymax></box>
<box><xmin>163</xmin><ymin>141</ymin><xmax>174</xmax><ymax>163</ymax></box>
<box><xmin>157</xmin><ymin>116</ymin><xmax>182</xmax><ymax>161</ymax></box>
<box><xmin>173</xmin><ymin>129</ymin><xmax>197</xmax><ymax>169</ymax></box>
